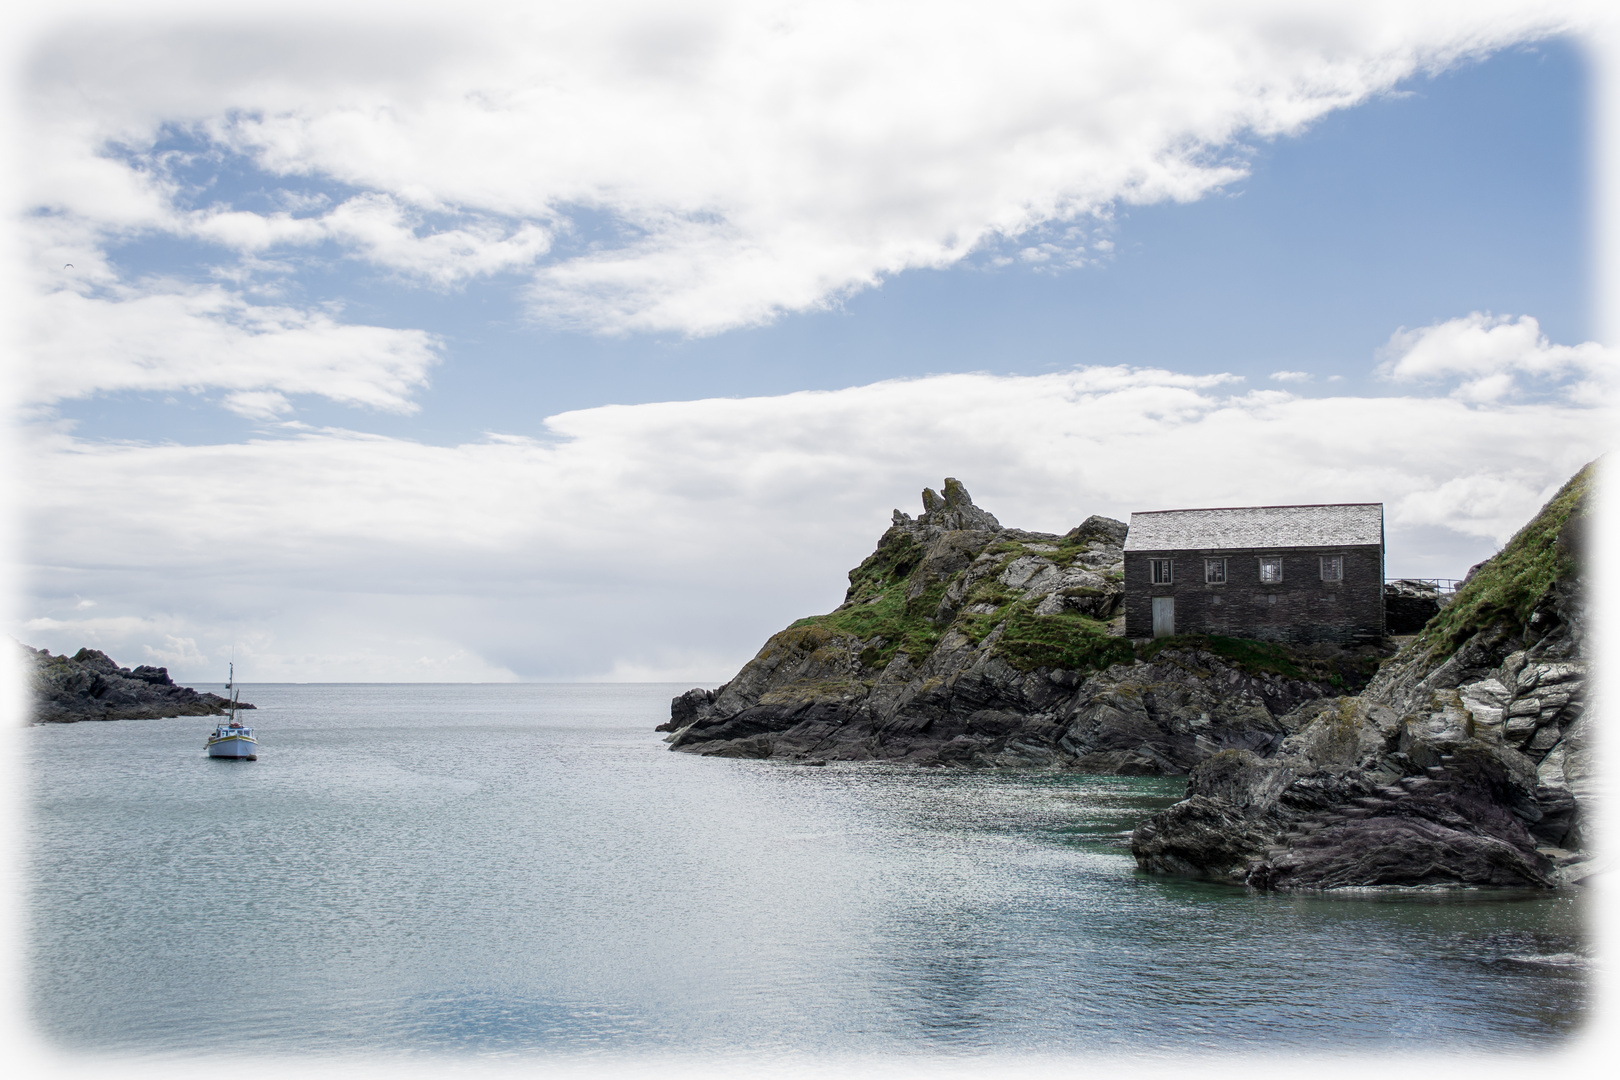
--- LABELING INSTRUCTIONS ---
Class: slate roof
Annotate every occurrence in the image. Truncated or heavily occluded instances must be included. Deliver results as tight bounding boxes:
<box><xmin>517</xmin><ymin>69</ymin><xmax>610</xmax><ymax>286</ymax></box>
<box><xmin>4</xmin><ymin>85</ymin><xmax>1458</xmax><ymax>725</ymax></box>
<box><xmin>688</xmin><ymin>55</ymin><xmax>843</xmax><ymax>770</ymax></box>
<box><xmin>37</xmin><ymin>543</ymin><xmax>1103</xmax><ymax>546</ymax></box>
<box><xmin>1123</xmin><ymin>503</ymin><xmax>1383</xmax><ymax>552</ymax></box>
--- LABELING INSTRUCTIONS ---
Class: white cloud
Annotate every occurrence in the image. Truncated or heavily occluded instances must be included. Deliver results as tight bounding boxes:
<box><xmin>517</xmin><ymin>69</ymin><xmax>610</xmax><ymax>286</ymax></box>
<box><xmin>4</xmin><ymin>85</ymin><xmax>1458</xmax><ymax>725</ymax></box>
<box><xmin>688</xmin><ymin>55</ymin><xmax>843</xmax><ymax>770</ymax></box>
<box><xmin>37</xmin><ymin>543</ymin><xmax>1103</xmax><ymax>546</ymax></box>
<box><xmin>18</xmin><ymin>0</ymin><xmax>1605</xmax><ymax>336</ymax></box>
<box><xmin>223</xmin><ymin>390</ymin><xmax>293</xmax><ymax>421</ymax></box>
<box><xmin>1270</xmin><ymin>370</ymin><xmax>1312</xmax><ymax>383</ymax></box>
<box><xmin>15</xmin><ymin>358</ymin><xmax>1612</xmax><ymax>680</ymax></box>
<box><xmin>1378</xmin><ymin>312</ymin><xmax>1618</xmax><ymax>403</ymax></box>
<box><xmin>143</xmin><ymin>635</ymin><xmax>206</xmax><ymax>668</ymax></box>
<box><xmin>23</xmin><ymin>613</ymin><xmax>187</xmax><ymax>642</ymax></box>
<box><xmin>23</xmin><ymin>284</ymin><xmax>440</xmax><ymax>412</ymax></box>
<box><xmin>183</xmin><ymin>194</ymin><xmax>555</xmax><ymax>285</ymax></box>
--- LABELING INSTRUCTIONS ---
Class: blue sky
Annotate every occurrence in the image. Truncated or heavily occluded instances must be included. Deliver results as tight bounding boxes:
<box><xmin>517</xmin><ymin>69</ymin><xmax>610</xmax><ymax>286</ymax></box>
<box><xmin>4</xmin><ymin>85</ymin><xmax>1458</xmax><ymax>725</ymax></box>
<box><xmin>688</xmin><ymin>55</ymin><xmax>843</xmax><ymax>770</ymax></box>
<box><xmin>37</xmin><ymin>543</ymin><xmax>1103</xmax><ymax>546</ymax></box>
<box><xmin>11</xmin><ymin>2</ymin><xmax>1615</xmax><ymax>681</ymax></box>
<box><xmin>57</xmin><ymin>38</ymin><xmax>1589</xmax><ymax>444</ymax></box>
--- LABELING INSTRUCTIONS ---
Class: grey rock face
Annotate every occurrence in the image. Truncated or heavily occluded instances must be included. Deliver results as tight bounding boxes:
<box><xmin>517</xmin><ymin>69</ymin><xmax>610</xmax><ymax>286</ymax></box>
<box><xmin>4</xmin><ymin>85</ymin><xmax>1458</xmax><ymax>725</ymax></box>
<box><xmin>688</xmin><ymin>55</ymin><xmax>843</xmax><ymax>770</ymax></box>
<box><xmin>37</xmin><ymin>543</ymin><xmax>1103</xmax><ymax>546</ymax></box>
<box><xmin>912</xmin><ymin>477</ymin><xmax>1002</xmax><ymax>533</ymax></box>
<box><xmin>22</xmin><ymin>644</ymin><xmax>248</xmax><ymax>723</ymax></box>
<box><xmin>1132</xmin><ymin>795</ymin><xmax>1279</xmax><ymax>882</ymax></box>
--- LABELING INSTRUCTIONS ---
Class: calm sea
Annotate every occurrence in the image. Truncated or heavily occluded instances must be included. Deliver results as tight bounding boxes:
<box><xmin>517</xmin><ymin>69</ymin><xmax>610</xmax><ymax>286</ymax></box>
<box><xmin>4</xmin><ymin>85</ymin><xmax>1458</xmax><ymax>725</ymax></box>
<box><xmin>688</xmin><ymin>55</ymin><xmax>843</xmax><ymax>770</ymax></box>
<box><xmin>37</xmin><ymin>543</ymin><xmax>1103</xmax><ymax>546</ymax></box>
<box><xmin>27</xmin><ymin>683</ymin><xmax>1588</xmax><ymax>1060</ymax></box>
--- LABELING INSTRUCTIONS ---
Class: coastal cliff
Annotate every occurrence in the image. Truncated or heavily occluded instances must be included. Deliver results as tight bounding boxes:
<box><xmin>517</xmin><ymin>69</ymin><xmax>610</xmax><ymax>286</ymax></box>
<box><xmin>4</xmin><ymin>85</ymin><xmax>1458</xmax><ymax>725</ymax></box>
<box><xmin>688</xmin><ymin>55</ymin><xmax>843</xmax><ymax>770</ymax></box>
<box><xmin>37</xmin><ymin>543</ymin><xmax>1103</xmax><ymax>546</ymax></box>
<box><xmin>661</xmin><ymin>479</ymin><xmax>1381</xmax><ymax>769</ymax></box>
<box><xmin>21</xmin><ymin>644</ymin><xmax>250</xmax><ymax>723</ymax></box>
<box><xmin>1131</xmin><ymin>462</ymin><xmax>1596</xmax><ymax>889</ymax></box>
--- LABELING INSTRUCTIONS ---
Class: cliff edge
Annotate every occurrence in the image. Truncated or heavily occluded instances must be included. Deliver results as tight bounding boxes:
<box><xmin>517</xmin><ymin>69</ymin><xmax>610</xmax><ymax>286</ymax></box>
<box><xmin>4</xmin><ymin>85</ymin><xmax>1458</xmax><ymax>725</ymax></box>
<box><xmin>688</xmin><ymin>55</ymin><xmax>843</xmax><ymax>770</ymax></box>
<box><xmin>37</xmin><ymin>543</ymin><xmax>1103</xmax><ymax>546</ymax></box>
<box><xmin>1131</xmin><ymin>462</ymin><xmax>1597</xmax><ymax>890</ymax></box>
<box><xmin>21</xmin><ymin>644</ymin><xmax>251</xmax><ymax>723</ymax></box>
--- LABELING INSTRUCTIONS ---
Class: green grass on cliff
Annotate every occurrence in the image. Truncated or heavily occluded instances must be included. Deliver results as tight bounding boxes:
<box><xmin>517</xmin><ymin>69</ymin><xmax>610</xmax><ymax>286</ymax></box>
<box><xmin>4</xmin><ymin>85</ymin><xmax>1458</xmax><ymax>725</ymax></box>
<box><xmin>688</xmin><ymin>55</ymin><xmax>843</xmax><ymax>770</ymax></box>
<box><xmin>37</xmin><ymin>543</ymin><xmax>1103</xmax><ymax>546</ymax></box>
<box><xmin>841</xmin><ymin>531</ymin><xmax>927</xmax><ymax>604</ymax></box>
<box><xmin>947</xmin><ymin>544</ymin><xmax>1137</xmax><ymax>673</ymax></box>
<box><xmin>1417</xmin><ymin>461</ymin><xmax>1594</xmax><ymax>654</ymax></box>
<box><xmin>989</xmin><ymin>602</ymin><xmax>1133</xmax><ymax>673</ymax></box>
<box><xmin>794</xmin><ymin>528</ymin><xmax>1130</xmax><ymax>673</ymax></box>
<box><xmin>789</xmin><ymin>528</ymin><xmax>951</xmax><ymax>668</ymax></box>
<box><xmin>1048</xmin><ymin>531</ymin><xmax>1106</xmax><ymax>569</ymax></box>
<box><xmin>792</xmin><ymin>580</ymin><xmax>949</xmax><ymax>670</ymax></box>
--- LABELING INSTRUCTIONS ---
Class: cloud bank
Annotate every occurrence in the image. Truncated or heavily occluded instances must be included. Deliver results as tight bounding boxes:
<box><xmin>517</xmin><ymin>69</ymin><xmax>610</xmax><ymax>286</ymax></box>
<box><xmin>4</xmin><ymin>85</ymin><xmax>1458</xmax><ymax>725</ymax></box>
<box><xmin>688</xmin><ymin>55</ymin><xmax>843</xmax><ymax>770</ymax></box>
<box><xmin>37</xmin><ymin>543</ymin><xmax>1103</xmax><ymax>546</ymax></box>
<box><xmin>8</xmin><ymin>2</ymin><xmax>1614</xmax><ymax>682</ymax></box>
<box><xmin>14</xmin><ymin>0</ymin><xmax>1606</xmax><ymax>422</ymax></box>
<box><xmin>18</xmin><ymin>360</ymin><xmax>1610</xmax><ymax>681</ymax></box>
<box><xmin>25</xmin><ymin>285</ymin><xmax>440</xmax><ymax>415</ymax></box>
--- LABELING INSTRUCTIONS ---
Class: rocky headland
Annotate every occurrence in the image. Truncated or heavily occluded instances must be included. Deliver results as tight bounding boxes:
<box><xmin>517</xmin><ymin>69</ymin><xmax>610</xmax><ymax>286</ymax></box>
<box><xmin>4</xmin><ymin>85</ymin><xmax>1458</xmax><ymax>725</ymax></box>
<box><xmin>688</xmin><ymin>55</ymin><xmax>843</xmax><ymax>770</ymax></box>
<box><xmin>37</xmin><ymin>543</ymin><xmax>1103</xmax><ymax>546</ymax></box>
<box><xmin>663</xmin><ymin>466</ymin><xmax>1597</xmax><ymax>891</ymax></box>
<box><xmin>20</xmin><ymin>644</ymin><xmax>250</xmax><ymax>723</ymax></box>
<box><xmin>1132</xmin><ymin>463</ymin><xmax>1596</xmax><ymax>890</ymax></box>
<box><xmin>661</xmin><ymin>479</ymin><xmax>1383</xmax><ymax>771</ymax></box>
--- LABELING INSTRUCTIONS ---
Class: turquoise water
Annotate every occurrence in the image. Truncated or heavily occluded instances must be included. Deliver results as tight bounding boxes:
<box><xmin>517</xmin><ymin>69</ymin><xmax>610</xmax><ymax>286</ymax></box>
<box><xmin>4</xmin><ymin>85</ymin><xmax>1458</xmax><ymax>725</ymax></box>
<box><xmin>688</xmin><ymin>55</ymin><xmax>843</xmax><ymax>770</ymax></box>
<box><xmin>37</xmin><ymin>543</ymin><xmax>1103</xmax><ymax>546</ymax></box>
<box><xmin>27</xmin><ymin>683</ymin><xmax>1588</xmax><ymax>1058</ymax></box>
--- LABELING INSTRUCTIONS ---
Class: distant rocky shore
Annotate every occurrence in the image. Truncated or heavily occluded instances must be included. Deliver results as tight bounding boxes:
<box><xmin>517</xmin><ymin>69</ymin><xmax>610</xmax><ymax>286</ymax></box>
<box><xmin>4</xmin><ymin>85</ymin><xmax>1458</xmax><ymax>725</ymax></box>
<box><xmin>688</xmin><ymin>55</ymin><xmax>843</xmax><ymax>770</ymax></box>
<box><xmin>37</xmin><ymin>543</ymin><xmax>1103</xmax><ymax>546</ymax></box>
<box><xmin>20</xmin><ymin>644</ymin><xmax>250</xmax><ymax>723</ymax></box>
<box><xmin>662</xmin><ymin>465</ymin><xmax>1596</xmax><ymax>891</ymax></box>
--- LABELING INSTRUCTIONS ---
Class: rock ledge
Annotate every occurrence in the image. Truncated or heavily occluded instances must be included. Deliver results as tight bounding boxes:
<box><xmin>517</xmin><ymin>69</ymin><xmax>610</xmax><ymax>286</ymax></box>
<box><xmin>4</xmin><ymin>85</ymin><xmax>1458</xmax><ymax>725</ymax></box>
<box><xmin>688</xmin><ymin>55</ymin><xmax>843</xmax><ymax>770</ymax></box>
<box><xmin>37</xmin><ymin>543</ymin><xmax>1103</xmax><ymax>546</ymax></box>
<box><xmin>21</xmin><ymin>644</ymin><xmax>250</xmax><ymax>723</ymax></box>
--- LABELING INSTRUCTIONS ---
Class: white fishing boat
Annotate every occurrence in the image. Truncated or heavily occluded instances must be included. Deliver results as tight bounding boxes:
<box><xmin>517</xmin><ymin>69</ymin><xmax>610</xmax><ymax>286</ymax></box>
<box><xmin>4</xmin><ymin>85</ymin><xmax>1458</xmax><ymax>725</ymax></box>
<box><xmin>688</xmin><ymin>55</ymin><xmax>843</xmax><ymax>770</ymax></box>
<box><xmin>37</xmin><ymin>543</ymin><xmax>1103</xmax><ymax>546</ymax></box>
<box><xmin>206</xmin><ymin>663</ymin><xmax>257</xmax><ymax>760</ymax></box>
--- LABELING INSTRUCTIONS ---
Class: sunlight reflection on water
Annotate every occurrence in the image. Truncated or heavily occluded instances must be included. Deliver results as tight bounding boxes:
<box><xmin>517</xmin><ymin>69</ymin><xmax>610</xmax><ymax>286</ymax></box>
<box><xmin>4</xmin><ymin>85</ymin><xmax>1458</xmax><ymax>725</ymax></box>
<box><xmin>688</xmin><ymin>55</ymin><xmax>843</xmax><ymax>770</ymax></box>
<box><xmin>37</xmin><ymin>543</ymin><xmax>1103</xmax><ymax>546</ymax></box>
<box><xmin>27</xmin><ymin>683</ymin><xmax>1588</xmax><ymax>1057</ymax></box>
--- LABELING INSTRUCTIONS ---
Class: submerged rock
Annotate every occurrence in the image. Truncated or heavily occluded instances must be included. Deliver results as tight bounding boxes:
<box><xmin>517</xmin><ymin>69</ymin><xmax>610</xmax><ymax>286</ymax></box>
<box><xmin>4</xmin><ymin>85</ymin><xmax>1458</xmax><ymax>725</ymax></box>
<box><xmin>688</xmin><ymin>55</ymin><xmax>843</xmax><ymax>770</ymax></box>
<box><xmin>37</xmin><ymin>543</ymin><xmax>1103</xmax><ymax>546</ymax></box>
<box><xmin>21</xmin><ymin>644</ymin><xmax>249</xmax><ymax>723</ymax></box>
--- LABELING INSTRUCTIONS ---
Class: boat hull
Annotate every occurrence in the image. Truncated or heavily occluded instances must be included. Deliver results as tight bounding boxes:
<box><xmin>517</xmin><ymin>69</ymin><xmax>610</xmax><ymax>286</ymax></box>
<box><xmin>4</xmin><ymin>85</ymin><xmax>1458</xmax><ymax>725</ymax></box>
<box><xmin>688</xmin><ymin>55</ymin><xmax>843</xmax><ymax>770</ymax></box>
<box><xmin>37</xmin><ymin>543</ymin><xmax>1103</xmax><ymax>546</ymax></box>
<box><xmin>207</xmin><ymin>735</ymin><xmax>257</xmax><ymax>760</ymax></box>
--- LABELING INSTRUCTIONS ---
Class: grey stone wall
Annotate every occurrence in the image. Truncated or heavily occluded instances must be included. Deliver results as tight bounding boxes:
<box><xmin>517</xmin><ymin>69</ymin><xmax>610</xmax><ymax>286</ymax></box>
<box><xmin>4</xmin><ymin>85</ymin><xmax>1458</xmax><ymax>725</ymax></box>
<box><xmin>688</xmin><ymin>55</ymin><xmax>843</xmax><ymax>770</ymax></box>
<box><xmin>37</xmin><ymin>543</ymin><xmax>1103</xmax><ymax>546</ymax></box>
<box><xmin>1123</xmin><ymin>543</ymin><xmax>1384</xmax><ymax>643</ymax></box>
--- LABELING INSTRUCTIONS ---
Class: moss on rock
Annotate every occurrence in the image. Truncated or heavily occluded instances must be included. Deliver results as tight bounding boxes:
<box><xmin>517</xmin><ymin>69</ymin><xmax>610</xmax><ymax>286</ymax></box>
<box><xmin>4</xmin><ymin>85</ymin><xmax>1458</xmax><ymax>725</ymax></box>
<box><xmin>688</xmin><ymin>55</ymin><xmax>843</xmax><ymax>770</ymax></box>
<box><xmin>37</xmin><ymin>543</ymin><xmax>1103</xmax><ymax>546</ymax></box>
<box><xmin>989</xmin><ymin>602</ymin><xmax>1134</xmax><ymax>673</ymax></box>
<box><xmin>1419</xmin><ymin>461</ymin><xmax>1594</xmax><ymax>655</ymax></box>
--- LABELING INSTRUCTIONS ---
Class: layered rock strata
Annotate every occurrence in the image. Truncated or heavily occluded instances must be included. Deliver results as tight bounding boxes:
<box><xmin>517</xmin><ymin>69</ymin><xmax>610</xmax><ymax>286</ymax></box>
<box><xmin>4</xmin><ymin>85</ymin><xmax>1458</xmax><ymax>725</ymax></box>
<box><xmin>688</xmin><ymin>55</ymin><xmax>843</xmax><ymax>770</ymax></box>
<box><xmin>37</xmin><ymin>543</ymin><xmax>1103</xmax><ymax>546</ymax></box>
<box><xmin>662</xmin><ymin>480</ymin><xmax>1381</xmax><ymax>769</ymax></box>
<box><xmin>1131</xmin><ymin>463</ymin><xmax>1597</xmax><ymax>890</ymax></box>
<box><xmin>22</xmin><ymin>644</ymin><xmax>249</xmax><ymax>723</ymax></box>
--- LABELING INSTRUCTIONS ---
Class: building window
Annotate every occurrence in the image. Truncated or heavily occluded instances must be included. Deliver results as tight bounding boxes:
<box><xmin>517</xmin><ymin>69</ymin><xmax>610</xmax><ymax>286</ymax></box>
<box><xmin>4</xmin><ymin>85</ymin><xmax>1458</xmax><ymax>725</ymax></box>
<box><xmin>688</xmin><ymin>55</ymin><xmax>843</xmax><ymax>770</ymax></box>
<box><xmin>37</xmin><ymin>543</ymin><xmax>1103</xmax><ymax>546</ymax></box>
<box><xmin>1151</xmin><ymin>559</ymin><xmax>1173</xmax><ymax>584</ymax></box>
<box><xmin>1205</xmin><ymin>558</ymin><xmax>1226</xmax><ymax>583</ymax></box>
<box><xmin>1320</xmin><ymin>555</ymin><xmax>1343</xmax><ymax>581</ymax></box>
<box><xmin>1259</xmin><ymin>557</ymin><xmax>1282</xmax><ymax>583</ymax></box>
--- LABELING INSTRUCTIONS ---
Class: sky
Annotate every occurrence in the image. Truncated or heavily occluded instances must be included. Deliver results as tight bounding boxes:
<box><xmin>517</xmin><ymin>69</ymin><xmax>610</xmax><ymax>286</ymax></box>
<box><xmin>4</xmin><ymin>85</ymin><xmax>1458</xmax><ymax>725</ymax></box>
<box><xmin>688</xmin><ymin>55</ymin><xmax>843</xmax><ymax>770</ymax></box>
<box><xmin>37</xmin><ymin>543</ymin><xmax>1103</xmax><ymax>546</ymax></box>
<box><xmin>4</xmin><ymin>0</ymin><xmax>1617</xmax><ymax>683</ymax></box>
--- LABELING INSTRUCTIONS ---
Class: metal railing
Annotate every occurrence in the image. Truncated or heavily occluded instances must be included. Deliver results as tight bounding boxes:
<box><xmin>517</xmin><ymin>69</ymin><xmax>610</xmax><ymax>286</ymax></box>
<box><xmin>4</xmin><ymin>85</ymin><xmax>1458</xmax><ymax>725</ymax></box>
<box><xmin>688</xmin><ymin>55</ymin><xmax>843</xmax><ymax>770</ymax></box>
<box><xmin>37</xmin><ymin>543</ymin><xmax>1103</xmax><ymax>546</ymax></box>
<box><xmin>1385</xmin><ymin>577</ymin><xmax>1464</xmax><ymax>594</ymax></box>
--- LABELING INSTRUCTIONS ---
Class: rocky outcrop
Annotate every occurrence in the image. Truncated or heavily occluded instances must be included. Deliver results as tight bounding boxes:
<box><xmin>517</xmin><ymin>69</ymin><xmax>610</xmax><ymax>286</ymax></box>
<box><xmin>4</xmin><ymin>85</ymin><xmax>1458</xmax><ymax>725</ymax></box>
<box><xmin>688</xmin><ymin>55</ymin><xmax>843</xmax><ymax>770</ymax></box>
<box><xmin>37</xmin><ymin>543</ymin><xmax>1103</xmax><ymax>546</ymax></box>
<box><xmin>1131</xmin><ymin>462</ymin><xmax>1598</xmax><ymax>890</ymax></box>
<box><xmin>21</xmin><ymin>644</ymin><xmax>249</xmax><ymax>723</ymax></box>
<box><xmin>661</xmin><ymin>479</ymin><xmax>1382</xmax><ymax>770</ymax></box>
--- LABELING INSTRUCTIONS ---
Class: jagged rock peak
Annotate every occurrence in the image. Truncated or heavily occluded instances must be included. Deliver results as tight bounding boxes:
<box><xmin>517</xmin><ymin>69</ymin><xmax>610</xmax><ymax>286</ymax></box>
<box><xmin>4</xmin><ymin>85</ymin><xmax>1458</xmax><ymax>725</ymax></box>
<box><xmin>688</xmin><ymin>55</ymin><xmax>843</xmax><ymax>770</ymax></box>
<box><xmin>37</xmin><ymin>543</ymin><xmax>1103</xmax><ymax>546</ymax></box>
<box><xmin>1067</xmin><ymin>514</ymin><xmax>1129</xmax><ymax>546</ymax></box>
<box><xmin>899</xmin><ymin>477</ymin><xmax>1001</xmax><ymax>534</ymax></box>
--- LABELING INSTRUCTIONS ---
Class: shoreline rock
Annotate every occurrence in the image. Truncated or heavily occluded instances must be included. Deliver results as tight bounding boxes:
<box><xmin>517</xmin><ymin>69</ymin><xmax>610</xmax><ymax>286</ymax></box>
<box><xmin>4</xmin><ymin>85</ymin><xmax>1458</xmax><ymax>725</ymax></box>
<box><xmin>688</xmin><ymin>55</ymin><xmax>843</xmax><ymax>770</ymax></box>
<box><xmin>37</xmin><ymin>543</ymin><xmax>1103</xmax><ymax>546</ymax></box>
<box><xmin>1129</xmin><ymin>462</ymin><xmax>1596</xmax><ymax>891</ymax></box>
<box><xmin>660</xmin><ymin>479</ymin><xmax>1383</xmax><ymax>770</ymax></box>
<box><xmin>21</xmin><ymin>644</ymin><xmax>252</xmax><ymax>723</ymax></box>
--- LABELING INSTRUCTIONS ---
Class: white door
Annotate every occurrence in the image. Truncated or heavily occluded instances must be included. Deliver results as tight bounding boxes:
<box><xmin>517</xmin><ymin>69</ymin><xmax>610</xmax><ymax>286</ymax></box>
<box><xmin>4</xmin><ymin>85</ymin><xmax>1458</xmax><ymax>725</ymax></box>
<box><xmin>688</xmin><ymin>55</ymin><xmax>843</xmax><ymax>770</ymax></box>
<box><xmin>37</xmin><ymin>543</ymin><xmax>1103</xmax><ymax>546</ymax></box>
<box><xmin>1152</xmin><ymin>597</ymin><xmax>1175</xmax><ymax>638</ymax></box>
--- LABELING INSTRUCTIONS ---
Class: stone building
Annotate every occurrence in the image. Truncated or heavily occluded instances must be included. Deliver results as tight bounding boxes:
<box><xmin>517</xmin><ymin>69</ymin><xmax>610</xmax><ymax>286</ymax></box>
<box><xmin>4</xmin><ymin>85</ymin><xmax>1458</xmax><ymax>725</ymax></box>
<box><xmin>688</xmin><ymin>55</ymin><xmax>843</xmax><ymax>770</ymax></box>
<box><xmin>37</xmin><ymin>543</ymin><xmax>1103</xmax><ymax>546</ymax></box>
<box><xmin>1122</xmin><ymin>503</ymin><xmax>1385</xmax><ymax>643</ymax></box>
